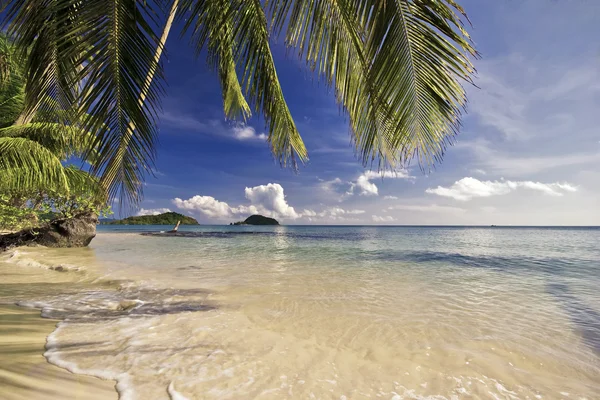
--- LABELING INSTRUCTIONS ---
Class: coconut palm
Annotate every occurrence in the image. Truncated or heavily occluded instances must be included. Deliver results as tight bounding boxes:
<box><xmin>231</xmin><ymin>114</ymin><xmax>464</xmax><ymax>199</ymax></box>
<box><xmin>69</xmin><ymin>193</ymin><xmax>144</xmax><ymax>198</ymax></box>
<box><xmin>0</xmin><ymin>34</ymin><xmax>102</xmax><ymax>198</ymax></box>
<box><xmin>2</xmin><ymin>0</ymin><xmax>477</xmax><ymax>205</ymax></box>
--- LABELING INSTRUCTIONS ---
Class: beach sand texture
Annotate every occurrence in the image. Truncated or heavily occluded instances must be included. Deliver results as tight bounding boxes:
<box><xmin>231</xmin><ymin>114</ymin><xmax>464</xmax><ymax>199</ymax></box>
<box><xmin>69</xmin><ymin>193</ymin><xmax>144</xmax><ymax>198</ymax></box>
<box><xmin>0</xmin><ymin>305</ymin><xmax>116</xmax><ymax>400</ymax></box>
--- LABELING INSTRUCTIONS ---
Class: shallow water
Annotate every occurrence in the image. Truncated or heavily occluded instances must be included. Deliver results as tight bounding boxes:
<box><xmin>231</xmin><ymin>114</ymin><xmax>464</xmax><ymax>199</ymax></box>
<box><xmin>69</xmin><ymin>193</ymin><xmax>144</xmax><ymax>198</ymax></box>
<box><xmin>1</xmin><ymin>225</ymin><xmax>599</xmax><ymax>399</ymax></box>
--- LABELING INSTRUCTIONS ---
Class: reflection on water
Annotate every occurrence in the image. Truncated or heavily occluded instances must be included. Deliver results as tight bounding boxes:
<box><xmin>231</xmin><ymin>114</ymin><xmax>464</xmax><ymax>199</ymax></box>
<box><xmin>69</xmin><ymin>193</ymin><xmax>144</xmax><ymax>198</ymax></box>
<box><xmin>1</xmin><ymin>226</ymin><xmax>599</xmax><ymax>399</ymax></box>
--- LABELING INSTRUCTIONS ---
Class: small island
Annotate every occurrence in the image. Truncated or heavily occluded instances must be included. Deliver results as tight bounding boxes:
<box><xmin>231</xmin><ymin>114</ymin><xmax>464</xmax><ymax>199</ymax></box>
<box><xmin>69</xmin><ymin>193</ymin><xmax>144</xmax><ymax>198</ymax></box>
<box><xmin>231</xmin><ymin>215</ymin><xmax>279</xmax><ymax>226</ymax></box>
<box><xmin>102</xmin><ymin>212</ymin><xmax>199</xmax><ymax>225</ymax></box>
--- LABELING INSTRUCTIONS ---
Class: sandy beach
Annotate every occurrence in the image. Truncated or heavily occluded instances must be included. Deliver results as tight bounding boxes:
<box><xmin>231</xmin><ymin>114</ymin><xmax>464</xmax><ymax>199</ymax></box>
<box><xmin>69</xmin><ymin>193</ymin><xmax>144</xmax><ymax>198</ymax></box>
<box><xmin>0</xmin><ymin>306</ymin><xmax>117</xmax><ymax>400</ymax></box>
<box><xmin>0</xmin><ymin>245</ymin><xmax>118</xmax><ymax>400</ymax></box>
<box><xmin>0</xmin><ymin>305</ymin><xmax>116</xmax><ymax>400</ymax></box>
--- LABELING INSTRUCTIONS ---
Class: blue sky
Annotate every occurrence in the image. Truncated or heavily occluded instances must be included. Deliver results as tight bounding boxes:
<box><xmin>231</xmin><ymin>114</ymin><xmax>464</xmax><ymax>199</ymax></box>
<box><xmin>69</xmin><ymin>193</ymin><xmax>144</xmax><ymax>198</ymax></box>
<box><xmin>133</xmin><ymin>0</ymin><xmax>600</xmax><ymax>225</ymax></box>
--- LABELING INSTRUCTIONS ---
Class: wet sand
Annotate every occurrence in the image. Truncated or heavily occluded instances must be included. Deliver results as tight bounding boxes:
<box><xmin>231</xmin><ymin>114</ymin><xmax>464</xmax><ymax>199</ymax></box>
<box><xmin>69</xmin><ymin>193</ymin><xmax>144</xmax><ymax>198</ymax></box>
<box><xmin>0</xmin><ymin>305</ymin><xmax>117</xmax><ymax>400</ymax></box>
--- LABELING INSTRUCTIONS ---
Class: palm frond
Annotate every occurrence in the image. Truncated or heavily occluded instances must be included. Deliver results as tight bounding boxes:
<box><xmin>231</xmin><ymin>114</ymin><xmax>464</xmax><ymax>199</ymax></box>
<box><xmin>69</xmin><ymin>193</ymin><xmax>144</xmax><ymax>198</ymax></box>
<box><xmin>181</xmin><ymin>0</ymin><xmax>308</xmax><ymax>168</ymax></box>
<box><xmin>63</xmin><ymin>165</ymin><xmax>106</xmax><ymax>202</ymax></box>
<box><xmin>74</xmin><ymin>0</ymin><xmax>166</xmax><ymax>205</ymax></box>
<box><xmin>266</xmin><ymin>0</ymin><xmax>476</xmax><ymax>169</ymax></box>
<box><xmin>4</xmin><ymin>0</ymin><xmax>80</xmax><ymax>125</ymax></box>
<box><xmin>0</xmin><ymin>122</ymin><xmax>96</xmax><ymax>160</ymax></box>
<box><xmin>0</xmin><ymin>33</ymin><xmax>25</xmax><ymax>128</ymax></box>
<box><xmin>4</xmin><ymin>0</ymin><xmax>166</xmax><ymax>205</ymax></box>
<box><xmin>182</xmin><ymin>0</ymin><xmax>251</xmax><ymax>121</ymax></box>
<box><xmin>0</xmin><ymin>136</ymin><xmax>68</xmax><ymax>191</ymax></box>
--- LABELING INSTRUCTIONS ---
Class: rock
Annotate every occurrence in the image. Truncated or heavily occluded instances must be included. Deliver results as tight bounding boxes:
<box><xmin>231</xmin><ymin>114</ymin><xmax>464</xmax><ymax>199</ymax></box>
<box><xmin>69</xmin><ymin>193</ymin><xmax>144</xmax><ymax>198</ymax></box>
<box><xmin>0</xmin><ymin>213</ymin><xmax>98</xmax><ymax>251</ymax></box>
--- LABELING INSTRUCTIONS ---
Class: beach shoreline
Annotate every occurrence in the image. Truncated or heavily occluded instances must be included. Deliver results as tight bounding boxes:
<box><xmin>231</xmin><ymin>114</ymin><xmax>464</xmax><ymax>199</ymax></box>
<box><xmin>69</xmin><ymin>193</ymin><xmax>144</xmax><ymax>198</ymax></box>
<box><xmin>1</xmin><ymin>227</ymin><xmax>599</xmax><ymax>399</ymax></box>
<box><xmin>0</xmin><ymin>242</ymin><xmax>119</xmax><ymax>400</ymax></box>
<box><xmin>0</xmin><ymin>304</ymin><xmax>117</xmax><ymax>400</ymax></box>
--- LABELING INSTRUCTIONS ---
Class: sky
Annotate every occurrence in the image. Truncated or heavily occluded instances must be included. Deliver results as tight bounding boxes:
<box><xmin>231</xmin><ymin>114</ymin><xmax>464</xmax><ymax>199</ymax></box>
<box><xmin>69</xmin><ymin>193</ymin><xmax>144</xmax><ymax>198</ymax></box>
<box><xmin>132</xmin><ymin>0</ymin><xmax>600</xmax><ymax>226</ymax></box>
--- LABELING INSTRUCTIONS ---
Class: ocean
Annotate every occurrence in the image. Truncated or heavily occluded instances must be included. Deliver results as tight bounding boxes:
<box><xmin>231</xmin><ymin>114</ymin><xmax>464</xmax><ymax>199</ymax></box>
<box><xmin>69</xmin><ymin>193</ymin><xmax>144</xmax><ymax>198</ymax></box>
<box><xmin>1</xmin><ymin>225</ymin><xmax>599</xmax><ymax>399</ymax></box>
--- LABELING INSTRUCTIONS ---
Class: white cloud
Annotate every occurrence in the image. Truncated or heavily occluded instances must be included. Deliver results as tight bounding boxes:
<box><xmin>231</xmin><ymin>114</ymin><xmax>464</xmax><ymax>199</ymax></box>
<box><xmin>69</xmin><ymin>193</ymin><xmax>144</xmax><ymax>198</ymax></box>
<box><xmin>318</xmin><ymin>177</ymin><xmax>347</xmax><ymax>194</ymax></box>
<box><xmin>353</xmin><ymin>174</ymin><xmax>379</xmax><ymax>196</ymax></box>
<box><xmin>232</xmin><ymin>125</ymin><xmax>267</xmax><ymax>141</ymax></box>
<box><xmin>160</xmin><ymin>112</ymin><xmax>266</xmax><ymax>143</ymax></box>
<box><xmin>301</xmin><ymin>209</ymin><xmax>317</xmax><ymax>217</ymax></box>
<box><xmin>426</xmin><ymin>177</ymin><xmax>577</xmax><ymax>201</ymax></box>
<box><xmin>387</xmin><ymin>204</ymin><xmax>466</xmax><ymax>213</ymax></box>
<box><xmin>317</xmin><ymin>207</ymin><xmax>365</xmax><ymax>218</ymax></box>
<box><xmin>172</xmin><ymin>196</ymin><xmax>237</xmax><ymax>218</ymax></box>
<box><xmin>383</xmin><ymin>196</ymin><xmax>398</xmax><ymax>200</ymax></box>
<box><xmin>136</xmin><ymin>208</ymin><xmax>171</xmax><ymax>216</ymax></box>
<box><xmin>244</xmin><ymin>183</ymin><xmax>298</xmax><ymax>219</ymax></box>
<box><xmin>349</xmin><ymin>170</ymin><xmax>414</xmax><ymax>196</ymax></box>
<box><xmin>372</xmin><ymin>215</ymin><xmax>395</xmax><ymax>223</ymax></box>
<box><xmin>173</xmin><ymin>183</ymin><xmax>302</xmax><ymax>220</ymax></box>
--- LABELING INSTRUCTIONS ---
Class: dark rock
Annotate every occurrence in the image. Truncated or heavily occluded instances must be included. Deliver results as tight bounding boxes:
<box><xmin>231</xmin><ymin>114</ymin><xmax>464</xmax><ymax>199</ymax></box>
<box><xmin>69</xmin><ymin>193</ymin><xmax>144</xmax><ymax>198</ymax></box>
<box><xmin>0</xmin><ymin>213</ymin><xmax>98</xmax><ymax>251</ymax></box>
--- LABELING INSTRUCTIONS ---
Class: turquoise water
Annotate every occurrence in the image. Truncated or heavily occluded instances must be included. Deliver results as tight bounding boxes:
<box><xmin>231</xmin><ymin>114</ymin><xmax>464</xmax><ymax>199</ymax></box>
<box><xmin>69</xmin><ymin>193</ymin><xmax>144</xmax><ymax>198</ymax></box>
<box><xmin>3</xmin><ymin>225</ymin><xmax>600</xmax><ymax>399</ymax></box>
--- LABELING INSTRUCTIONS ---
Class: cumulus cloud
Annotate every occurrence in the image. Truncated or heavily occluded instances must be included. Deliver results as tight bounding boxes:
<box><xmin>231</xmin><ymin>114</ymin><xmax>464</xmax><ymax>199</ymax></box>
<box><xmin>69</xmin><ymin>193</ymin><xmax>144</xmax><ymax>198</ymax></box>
<box><xmin>172</xmin><ymin>183</ymin><xmax>300</xmax><ymax>220</ymax></box>
<box><xmin>172</xmin><ymin>196</ymin><xmax>237</xmax><ymax>218</ymax></box>
<box><xmin>244</xmin><ymin>183</ymin><xmax>299</xmax><ymax>219</ymax></box>
<box><xmin>349</xmin><ymin>170</ymin><xmax>414</xmax><ymax>196</ymax></box>
<box><xmin>384</xmin><ymin>196</ymin><xmax>398</xmax><ymax>200</ymax></box>
<box><xmin>232</xmin><ymin>125</ymin><xmax>267</xmax><ymax>141</ymax></box>
<box><xmin>136</xmin><ymin>208</ymin><xmax>171</xmax><ymax>216</ymax></box>
<box><xmin>319</xmin><ymin>177</ymin><xmax>345</xmax><ymax>193</ymax></box>
<box><xmin>426</xmin><ymin>177</ymin><xmax>577</xmax><ymax>201</ymax></box>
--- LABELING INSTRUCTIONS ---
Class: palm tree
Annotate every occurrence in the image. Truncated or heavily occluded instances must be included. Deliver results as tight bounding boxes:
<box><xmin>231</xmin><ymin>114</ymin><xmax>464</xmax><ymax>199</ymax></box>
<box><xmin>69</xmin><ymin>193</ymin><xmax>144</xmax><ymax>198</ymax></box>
<box><xmin>1</xmin><ymin>0</ymin><xmax>477</xmax><ymax>205</ymax></box>
<box><xmin>0</xmin><ymin>34</ymin><xmax>102</xmax><ymax>200</ymax></box>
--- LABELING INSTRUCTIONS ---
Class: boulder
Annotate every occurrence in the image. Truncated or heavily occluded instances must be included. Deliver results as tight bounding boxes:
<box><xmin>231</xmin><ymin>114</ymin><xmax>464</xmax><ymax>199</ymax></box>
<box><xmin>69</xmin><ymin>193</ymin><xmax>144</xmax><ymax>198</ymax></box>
<box><xmin>0</xmin><ymin>213</ymin><xmax>98</xmax><ymax>251</ymax></box>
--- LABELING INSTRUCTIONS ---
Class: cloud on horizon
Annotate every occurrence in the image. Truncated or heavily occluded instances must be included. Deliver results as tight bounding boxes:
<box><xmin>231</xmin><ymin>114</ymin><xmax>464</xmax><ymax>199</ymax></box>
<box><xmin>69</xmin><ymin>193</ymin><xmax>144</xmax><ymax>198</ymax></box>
<box><xmin>426</xmin><ymin>177</ymin><xmax>577</xmax><ymax>201</ymax></box>
<box><xmin>137</xmin><ymin>208</ymin><xmax>172</xmax><ymax>216</ymax></box>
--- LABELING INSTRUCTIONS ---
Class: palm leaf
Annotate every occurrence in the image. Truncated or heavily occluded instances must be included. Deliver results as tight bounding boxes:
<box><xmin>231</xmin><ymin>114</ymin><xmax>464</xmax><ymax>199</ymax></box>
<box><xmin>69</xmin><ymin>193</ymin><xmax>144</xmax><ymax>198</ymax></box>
<box><xmin>0</xmin><ymin>136</ymin><xmax>68</xmax><ymax>191</ymax></box>
<box><xmin>0</xmin><ymin>122</ymin><xmax>96</xmax><ymax>160</ymax></box>
<box><xmin>266</xmin><ymin>0</ymin><xmax>476</xmax><ymax>169</ymax></box>
<box><xmin>4</xmin><ymin>0</ymin><xmax>81</xmax><ymax>125</ymax></box>
<box><xmin>0</xmin><ymin>33</ymin><xmax>25</xmax><ymax>128</ymax></box>
<box><xmin>2</xmin><ymin>0</ymin><xmax>477</xmax><ymax>202</ymax></box>
<box><xmin>181</xmin><ymin>0</ymin><xmax>251</xmax><ymax>121</ymax></box>
<box><xmin>181</xmin><ymin>0</ymin><xmax>308</xmax><ymax>168</ymax></box>
<box><xmin>63</xmin><ymin>165</ymin><xmax>106</xmax><ymax>202</ymax></box>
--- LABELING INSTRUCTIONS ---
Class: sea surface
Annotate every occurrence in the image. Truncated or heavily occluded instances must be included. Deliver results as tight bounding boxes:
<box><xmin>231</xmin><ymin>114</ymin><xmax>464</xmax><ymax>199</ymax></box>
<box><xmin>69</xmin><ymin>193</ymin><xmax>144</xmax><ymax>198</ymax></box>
<box><xmin>1</xmin><ymin>225</ymin><xmax>599</xmax><ymax>399</ymax></box>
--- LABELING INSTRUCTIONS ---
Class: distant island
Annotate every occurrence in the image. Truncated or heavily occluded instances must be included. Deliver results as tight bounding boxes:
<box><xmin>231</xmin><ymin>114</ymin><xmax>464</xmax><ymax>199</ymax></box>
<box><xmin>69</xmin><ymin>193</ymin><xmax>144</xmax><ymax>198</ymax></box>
<box><xmin>231</xmin><ymin>215</ymin><xmax>279</xmax><ymax>226</ymax></box>
<box><xmin>102</xmin><ymin>212</ymin><xmax>199</xmax><ymax>225</ymax></box>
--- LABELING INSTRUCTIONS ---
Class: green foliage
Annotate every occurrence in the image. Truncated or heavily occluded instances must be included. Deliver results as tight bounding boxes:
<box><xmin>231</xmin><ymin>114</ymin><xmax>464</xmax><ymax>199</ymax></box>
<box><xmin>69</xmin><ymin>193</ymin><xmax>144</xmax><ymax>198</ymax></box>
<box><xmin>2</xmin><ymin>0</ymin><xmax>476</xmax><ymax>207</ymax></box>
<box><xmin>0</xmin><ymin>35</ymin><xmax>25</xmax><ymax>129</ymax></box>
<box><xmin>0</xmin><ymin>189</ymin><xmax>112</xmax><ymax>232</ymax></box>
<box><xmin>104</xmin><ymin>212</ymin><xmax>198</xmax><ymax>225</ymax></box>
<box><xmin>0</xmin><ymin>33</ymin><xmax>110</xmax><ymax>232</ymax></box>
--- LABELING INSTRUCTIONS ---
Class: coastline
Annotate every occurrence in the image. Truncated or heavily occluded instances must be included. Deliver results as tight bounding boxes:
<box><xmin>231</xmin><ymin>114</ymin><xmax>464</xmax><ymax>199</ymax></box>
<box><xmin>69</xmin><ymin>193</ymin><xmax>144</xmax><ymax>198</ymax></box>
<box><xmin>0</xmin><ymin>304</ymin><xmax>117</xmax><ymax>400</ymax></box>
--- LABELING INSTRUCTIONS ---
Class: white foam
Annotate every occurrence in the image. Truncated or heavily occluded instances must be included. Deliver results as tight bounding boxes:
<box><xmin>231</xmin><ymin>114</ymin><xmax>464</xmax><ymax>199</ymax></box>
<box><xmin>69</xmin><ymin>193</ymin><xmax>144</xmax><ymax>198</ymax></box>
<box><xmin>3</xmin><ymin>250</ymin><xmax>83</xmax><ymax>272</ymax></box>
<box><xmin>168</xmin><ymin>382</ymin><xmax>190</xmax><ymax>400</ymax></box>
<box><xmin>44</xmin><ymin>321</ymin><xmax>137</xmax><ymax>400</ymax></box>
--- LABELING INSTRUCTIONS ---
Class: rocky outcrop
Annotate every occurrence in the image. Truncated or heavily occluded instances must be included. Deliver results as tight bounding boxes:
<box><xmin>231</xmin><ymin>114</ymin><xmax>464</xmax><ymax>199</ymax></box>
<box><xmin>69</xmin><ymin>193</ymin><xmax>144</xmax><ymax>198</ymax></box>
<box><xmin>0</xmin><ymin>213</ymin><xmax>98</xmax><ymax>251</ymax></box>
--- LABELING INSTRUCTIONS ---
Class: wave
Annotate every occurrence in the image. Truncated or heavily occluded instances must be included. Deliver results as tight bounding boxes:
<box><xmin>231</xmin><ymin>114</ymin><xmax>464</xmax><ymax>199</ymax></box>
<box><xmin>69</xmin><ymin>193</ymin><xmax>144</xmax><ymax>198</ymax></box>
<box><xmin>370</xmin><ymin>249</ymin><xmax>597</xmax><ymax>277</ymax></box>
<box><xmin>168</xmin><ymin>382</ymin><xmax>190</xmax><ymax>400</ymax></box>
<box><xmin>2</xmin><ymin>249</ymin><xmax>84</xmax><ymax>272</ymax></box>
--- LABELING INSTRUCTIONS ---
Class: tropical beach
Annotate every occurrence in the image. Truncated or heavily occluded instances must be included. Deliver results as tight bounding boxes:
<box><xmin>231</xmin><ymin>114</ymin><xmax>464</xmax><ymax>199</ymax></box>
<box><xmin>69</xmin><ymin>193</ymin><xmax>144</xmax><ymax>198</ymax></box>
<box><xmin>2</xmin><ymin>226</ymin><xmax>600</xmax><ymax>399</ymax></box>
<box><xmin>2</xmin><ymin>0</ymin><xmax>600</xmax><ymax>399</ymax></box>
